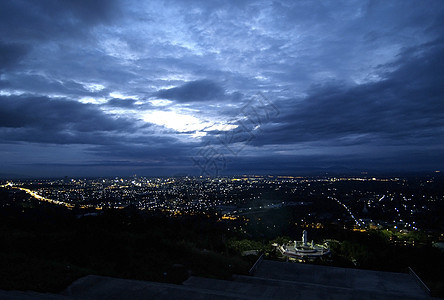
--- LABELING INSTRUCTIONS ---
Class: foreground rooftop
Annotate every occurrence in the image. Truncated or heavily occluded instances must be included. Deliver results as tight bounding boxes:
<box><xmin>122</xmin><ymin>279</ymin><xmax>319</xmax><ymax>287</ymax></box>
<box><xmin>0</xmin><ymin>260</ymin><xmax>432</xmax><ymax>299</ymax></box>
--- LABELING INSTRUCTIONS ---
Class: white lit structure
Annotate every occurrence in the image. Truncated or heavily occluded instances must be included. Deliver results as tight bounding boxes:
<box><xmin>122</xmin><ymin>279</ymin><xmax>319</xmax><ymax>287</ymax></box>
<box><xmin>279</xmin><ymin>230</ymin><xmax>330</xmax><ymax>260</ymax></box>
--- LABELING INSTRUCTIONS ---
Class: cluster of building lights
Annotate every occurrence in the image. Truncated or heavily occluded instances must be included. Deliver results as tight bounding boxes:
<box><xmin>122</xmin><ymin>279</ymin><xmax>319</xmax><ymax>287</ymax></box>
<box><xmin>1</xmin><ymin>175</ymin><xmax>441</xmax><ymax>235</ymax></box>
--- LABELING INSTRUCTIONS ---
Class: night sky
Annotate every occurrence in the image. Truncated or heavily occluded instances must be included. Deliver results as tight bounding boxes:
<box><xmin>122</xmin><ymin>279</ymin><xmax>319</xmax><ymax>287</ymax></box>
<box><xmin>1</xmin><ymin>0</ymin><xmax>443</xmax><ymax>178</ymax></box>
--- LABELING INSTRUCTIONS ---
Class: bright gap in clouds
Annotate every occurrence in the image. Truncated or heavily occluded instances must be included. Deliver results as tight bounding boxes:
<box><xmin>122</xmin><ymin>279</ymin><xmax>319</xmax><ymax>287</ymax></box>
<box><xmin>109</xmin><ymin>92</ymin><xmax>138</xmax><ymax>99</ymax></box>
<box><xmin>150</xmin><ymin>99</ymin><xmax>173</xmax><ymax>106</ymax></box>
<box><xmin>79</xmin><ymin>97</ymin><xmax>107</xmax><ymax>104</ymax></box>
<box><xmin>83</xmin><ymin>83</ymin><xmax>105</xmax><ymax>92</ymax></box>
<box><xmin>142</xmin><ymin>111</ymin><xmax>209</xmax><ymax>133</ymax></box>
<box><xmin>142</xmin><ymin>110</ymin><xmax>237</xmax><ymax>136</ymax></box>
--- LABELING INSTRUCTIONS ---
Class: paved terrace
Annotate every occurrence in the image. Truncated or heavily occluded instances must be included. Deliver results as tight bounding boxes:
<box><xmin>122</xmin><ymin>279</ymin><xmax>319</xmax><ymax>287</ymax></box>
<box><xmin>245</xmin><ymin>259</ymin><xmax>430</xmax><ymax>299</ymax></box>
<box><xmin>0</xmin><ymin>260</ymin><xmax>433</xmax><ymax>299</ymax></box>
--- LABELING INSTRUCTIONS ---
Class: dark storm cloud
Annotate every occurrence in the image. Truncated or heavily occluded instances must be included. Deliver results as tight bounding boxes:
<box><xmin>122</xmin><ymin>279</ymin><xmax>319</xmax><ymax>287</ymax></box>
<box><xmin>0</xmin><ymin>0</ymin><xmax>118</xmax><ymax>42</ymax></box>
<box><xmin>0</xmin><ymin>41</ymin><xmax>28</xmax><ymax>70</ymax></box>
<box><xmin>155</xmin><ymin>80</ymin><xmax>225</xmax><ymax>102</ymax></box>
<box><xmin>0</xmin><ymin>0</ymin><xmax>126</xmax><ymax>98</ymax></box>
<box><xmin>89</xmin><ymin>141</ymin><xmax>192</xmax><ymax>161</ymax></box>
<box><xmin>1</xmin><ymin>0</ymin><xmax>443</xmax><ymax>176</ymax></box>
<box><xmin>82</xmin><ymin>138</ymin><xmax>198</xmax><ymax>176</ymax></box>
<box><xmin>223</xmin><ymin>149</ymin><xmax>444</xmax><ymax>175</ymax></box>
<box><xmin>0</xmin><ymin>95</ymin><xmax>134</xmax><ymax>144</ymax></box>
<box><xmin>250</xmin><ymin>39</ymin><xmax>444</xmax><ymax>149</ymax></box>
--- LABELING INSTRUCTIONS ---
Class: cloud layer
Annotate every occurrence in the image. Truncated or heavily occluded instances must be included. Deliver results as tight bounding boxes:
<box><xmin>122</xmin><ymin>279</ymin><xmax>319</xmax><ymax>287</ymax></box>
<box><xmin>0</xmin><ymin>0</ymin><xmax>443</xmax><ymax>177</ymax></box>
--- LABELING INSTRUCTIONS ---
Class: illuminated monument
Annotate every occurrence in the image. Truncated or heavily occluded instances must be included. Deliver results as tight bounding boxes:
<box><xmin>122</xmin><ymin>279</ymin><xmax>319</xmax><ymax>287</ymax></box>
<box><xmin>279</xmin><ymin>230</ymin><xmax>330</xmax><ymax>260</ymax></box>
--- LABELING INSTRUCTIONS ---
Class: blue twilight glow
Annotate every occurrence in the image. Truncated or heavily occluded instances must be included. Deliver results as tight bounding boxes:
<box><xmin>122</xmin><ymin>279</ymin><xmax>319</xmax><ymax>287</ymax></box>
<box><xmin>0</xmin><ymin>0</ymin><xmax>443</xmax><ymax>177</ymax></box>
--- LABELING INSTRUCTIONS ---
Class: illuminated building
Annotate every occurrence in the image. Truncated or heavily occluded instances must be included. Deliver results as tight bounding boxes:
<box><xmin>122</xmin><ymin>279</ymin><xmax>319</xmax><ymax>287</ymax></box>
<box><xmin>279</xmin><ymin>230</ymin><xmax>330</xmax><ymax>260</ymax></box>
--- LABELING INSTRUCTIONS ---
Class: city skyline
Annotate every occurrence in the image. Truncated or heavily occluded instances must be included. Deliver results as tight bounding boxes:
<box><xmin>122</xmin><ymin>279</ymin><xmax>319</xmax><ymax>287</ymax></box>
<box><xmin>1</xmin><ymin>0</ymin><xmax>444</xmax><ymax>178</ymax></box>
